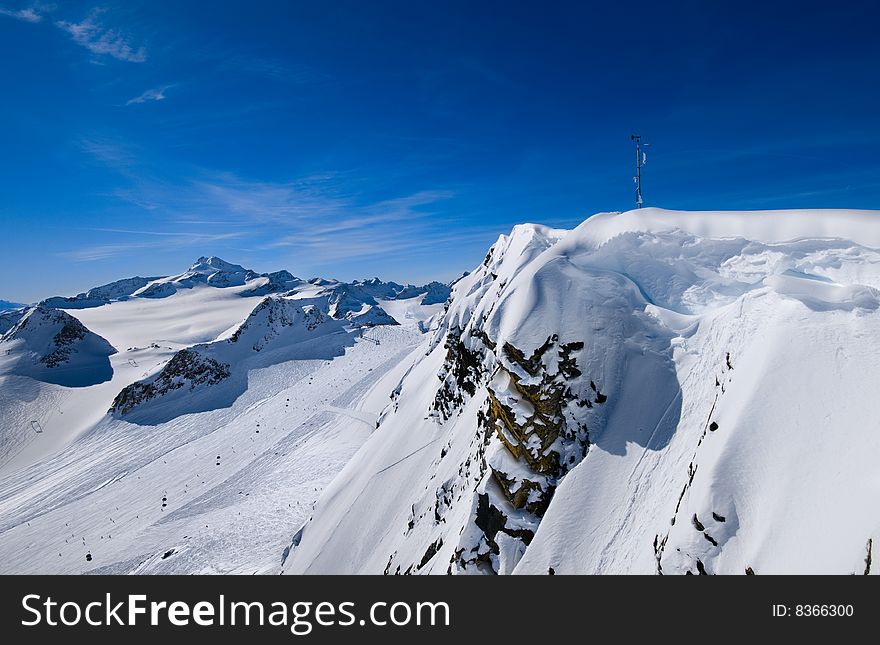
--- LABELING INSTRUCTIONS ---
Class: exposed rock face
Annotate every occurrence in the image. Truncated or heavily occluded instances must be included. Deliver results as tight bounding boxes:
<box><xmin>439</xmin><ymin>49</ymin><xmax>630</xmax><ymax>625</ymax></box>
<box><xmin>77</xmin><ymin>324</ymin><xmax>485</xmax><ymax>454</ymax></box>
<box><xmin>449</xmin><ymin>331</ymin><xmax>595</xmax><ymax>574</ymax></box>
<box><xmin>486</xmin><ymin>337</ymin><xmax>589</xmax><ymax>514</ymax></box>
<box><xmin>431</xmin><ymin>326</ymin><xmax>485</xmax><ymax>420</ymax></box>
<box><xmin>370</xmin><ymin>224</ymin><xmax>591</xmax><ymax>575</ymax></box>
<box><xmin>110</xmin><ymin>349</ymin><xmax>231</xmax><ymax>415</ymax></box>
<box><xmin>40</xmin><ymin>314</ymin><xmax>89</xmax><ymax>368</ymax></box>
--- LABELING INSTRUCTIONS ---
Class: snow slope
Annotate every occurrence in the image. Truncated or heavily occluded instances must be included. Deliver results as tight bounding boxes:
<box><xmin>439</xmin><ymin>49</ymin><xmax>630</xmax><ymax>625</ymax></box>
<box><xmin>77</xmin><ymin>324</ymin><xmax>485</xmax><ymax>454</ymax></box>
<box><xmin>0</xmin><ymin>282</ymin><xmax>267</xmax><ymax>474</ymax></box>
<box><xmin>285</xmin><ymin>208</ymin><xmax>880</xmax><ymax>575</ymax></box>
<box><xmin>0</xmin><ymin>257</ymin><xmax>439</xmax><ymax>572</ymax></box>
<box><xmin>109</xmin><ymin>296</ymin><xmax>352</xmax><ymax>423</ymax></box>
<box><xmin>42</xmin><ymin>276</ymin><xmax>161</xmax><ymax>309</ymax></box>
<box><xmin>0</xmin><ymin>255</ymin><xmax>450</xmax><ymax>477</ymax></box>
<box><xmin>0</xmin><ymin>323</ymin><xmax>425</xmax><ymax>574</ymax></box>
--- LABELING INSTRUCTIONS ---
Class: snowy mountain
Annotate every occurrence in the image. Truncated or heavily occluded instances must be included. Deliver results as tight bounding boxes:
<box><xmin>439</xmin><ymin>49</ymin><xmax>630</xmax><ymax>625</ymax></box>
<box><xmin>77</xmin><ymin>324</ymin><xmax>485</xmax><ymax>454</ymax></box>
<box><xmin>0</xmin><ymin>256</ymin><xmax>447</xmax><ymax>573</ymax></box>
<box><xmin>110</xmin><ymin>296</ymin><xmax>352</xmax><ymax>422</ymax></box>
<box><xmin>0</xmin><ymin>300</ymin><xmax>25</xmax><ymax>311</ymax></box>
<box><xmin>42</xmin><ymin>277</ymin><xmax>162</xmax><ymax>309</ymax></box>
<box><xmin>36</xmin><ymin>256</ymin><xmax>450</xmax><ymax>329</ymax></box>
<box><xmin>0</xmin><ymin>306</ymin><xmax>117</xmax><ymax>387</ymax></box>
<box><xmin>134</xmin><ymin>256</ymin><xmax>263</xmax><ymax>298</ymax></box>
<box><xmin>3</xmin><ymin>209</ymin><xmax>878</xmax><ymax>576</ymax></box>
<box><xmin>284</xmin><ymin>207</ymin><xmax>880</xmax><ymax>575</ymax></box>
<box><xmin>0</xmin><ymin>309</ymin><xmax>26</xmax><ymax>336</ymax></box>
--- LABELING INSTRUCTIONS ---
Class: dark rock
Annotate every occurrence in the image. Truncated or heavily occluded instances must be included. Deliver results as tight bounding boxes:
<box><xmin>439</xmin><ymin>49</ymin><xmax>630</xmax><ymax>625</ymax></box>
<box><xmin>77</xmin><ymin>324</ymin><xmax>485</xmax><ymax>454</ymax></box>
<box><xmin>417</xmin><ymin>538</ymin><xmax>444</xmax><ymax>570</ymax></box>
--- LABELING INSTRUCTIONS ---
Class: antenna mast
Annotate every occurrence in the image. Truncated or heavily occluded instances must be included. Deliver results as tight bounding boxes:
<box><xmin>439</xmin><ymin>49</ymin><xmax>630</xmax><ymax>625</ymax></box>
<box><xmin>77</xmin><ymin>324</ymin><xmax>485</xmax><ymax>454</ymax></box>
<box><xmin>631</xmin><ymin>134</ymin><xmax>646</xmax><ymax>208</ymax></box>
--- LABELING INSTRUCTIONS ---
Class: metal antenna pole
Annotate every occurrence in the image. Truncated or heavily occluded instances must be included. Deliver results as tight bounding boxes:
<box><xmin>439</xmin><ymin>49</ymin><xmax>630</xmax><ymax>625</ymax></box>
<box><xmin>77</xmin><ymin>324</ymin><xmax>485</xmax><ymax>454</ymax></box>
<box><xmin>631</xmin><ymin>134</ymin><xmax>643</xmax><ymax>208</ymax></box>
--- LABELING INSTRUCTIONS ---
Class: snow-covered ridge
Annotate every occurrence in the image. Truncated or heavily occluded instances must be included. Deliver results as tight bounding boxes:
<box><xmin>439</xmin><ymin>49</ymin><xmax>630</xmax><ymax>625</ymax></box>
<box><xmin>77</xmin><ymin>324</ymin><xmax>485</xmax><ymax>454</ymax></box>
<box><xmin>576</xmin><ymin>207</ymin><xmax>880</xmax><ymax>248</ymax></box>
<box><xmin>110</xmin><ymin>296</ymin><xmax>351</xmax><ymax>421</ymax></box>
<box><xmin>0</xmin><ymin>309</ymin><xmax>26</xmax><ymax>336</ymax></box>
<box><xmin>37</xmin><ymin>256</ymin><xmax>453</xmax><ymax>326</ymax></box>
<box><xmin>42</xmin><ymin>276</ymin><xmax>162</xmax><ymax>310</ymax></box>
<box><xmin>0</xmin><ymin>306</ymin><xmax>116</xmax><ymax>387</ymax></box>
<box><xmin>285</xmin><ymin>208</ymin><xmax>880</xmax><ymax>575</ymax></box>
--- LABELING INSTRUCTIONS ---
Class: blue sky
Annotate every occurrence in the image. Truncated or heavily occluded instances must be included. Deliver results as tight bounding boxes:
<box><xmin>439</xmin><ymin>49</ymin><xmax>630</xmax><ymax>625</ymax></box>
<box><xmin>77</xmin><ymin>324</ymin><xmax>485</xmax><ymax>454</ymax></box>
<box><xmin>1</xmin><ymin>1</ymin><xmax>878</xmax><ymax>302</ymax></box>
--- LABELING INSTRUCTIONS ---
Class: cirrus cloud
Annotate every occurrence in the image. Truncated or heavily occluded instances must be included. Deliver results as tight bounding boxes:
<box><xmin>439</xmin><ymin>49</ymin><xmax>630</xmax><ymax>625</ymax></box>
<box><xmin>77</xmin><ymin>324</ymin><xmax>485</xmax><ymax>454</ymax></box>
<box><xmin>126</xmin><ymin>86</ymin><xmax>171</xmax><ymax>106</ymax></box>
<box><xmin>56</xmin><ymin>7</ymin><xmax>146</xmax><ymax>63</ymax></box>
<box><xmin>0</xmin><ymin>3</ymin><xmax>52</xmax><ymax>22</ymax></box>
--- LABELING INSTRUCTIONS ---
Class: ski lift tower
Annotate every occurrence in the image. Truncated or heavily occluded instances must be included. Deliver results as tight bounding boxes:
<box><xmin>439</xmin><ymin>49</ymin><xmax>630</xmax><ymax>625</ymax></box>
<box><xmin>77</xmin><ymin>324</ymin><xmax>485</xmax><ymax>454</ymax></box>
<box><xmin>631</xmin><ymin>134</ymin><xmax>647</xmax><ymax>208</ymax></box>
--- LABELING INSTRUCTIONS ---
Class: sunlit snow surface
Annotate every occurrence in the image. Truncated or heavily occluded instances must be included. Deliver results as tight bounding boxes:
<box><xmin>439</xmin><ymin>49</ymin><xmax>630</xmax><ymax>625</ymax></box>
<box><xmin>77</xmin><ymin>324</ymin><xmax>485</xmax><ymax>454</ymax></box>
<box><xmin>0</xmin><ymin>280</ymin><xmax>434</xmax><ymax>573</ymax></box>
<box><xmin>285</xmin><ymin>208</ymin><xmax>880</xmax><ymax>575</ymax></box>
<box><xmin>4</xmin><ymin>208</ymin><xmax>880</xmax><ymax>575</ymax></box>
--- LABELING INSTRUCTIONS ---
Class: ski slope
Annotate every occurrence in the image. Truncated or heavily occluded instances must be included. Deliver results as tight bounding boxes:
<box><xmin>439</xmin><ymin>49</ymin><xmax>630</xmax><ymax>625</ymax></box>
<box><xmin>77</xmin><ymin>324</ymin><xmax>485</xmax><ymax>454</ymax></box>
<box><xmin>0</xmin><ymin>259</ymin><xmax>443</xmax><ymax>573</ymax></box>
<box><xmin>0</xmin><ymin>321</ymin><xmax>425</xmax><ymax>573</ymax></box>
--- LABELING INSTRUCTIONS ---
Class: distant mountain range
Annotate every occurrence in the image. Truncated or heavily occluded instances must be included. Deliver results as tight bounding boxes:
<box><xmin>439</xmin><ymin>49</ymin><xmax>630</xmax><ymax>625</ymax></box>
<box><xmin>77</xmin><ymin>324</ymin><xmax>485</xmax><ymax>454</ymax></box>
<box><xmin>34</xmin><ymin>256</ymin><xmax>451</xmax><ymax>324</ymax></box>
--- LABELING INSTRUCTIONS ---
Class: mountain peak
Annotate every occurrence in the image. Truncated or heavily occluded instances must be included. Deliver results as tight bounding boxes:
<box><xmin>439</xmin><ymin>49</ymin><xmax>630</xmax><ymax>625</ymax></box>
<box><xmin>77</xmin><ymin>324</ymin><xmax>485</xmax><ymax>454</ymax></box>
<box><xmin>189</xmin><ymin>256</ymin><xmax>247</xmax><ymax>274</ymax></box>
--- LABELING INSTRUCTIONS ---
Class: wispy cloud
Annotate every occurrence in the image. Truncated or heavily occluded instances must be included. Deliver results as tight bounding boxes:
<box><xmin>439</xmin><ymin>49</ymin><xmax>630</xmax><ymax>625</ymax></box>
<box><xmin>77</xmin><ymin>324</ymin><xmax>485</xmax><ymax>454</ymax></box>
<box><xmin>71</xmin><ymin>135</ymin><xmax>473</xmax><ymax>272</ymax></box>
<box><xmin>56</xmin><ymin>7</ymin><xmax>146</xmax><ymax>63</ymax></box>
<box><xmin>60</xmin><ymin>232</ymin><xmax>244</xmax><ymax>262</ymax></box>
<box><xmin>69</xmin><ymin>148</ymin><xmax>461</xmax><ymax>265</ymax></box>
<box><xmin>0</xmin><ymin>2</ymin><xmax>52</xmax><ymax>22</ymax></box>
<box><xmin>78</xmin><ymin>137</ymin><xmax>139</xmax><ymax>169</ymax></box>
<box><xmin>126</xmin><ymin>85</ymin><xmax>171</xmax><ymax>105</ymax></box>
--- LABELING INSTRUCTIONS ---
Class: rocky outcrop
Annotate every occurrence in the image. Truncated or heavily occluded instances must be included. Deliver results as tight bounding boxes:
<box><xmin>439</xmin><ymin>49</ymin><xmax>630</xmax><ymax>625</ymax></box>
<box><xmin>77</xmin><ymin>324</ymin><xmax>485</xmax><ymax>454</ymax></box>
<box><xmin>109</xmin><ymin>296</ymin><xmax>351</xmax><ymax>419</ymax></box>
<box><xmin>431</xmin><ymin>326</ymin><xmax>487</xmax><ymax>420</ymax></box>
<box><xmin>110</xmin><ymin>349</ymin><xmax>231</xmax><ymax>415</ymax></box>
<box><xmin>452</xmin><ymin>333</ymin><xmax>594</xmax><ymax>573</ymax></box>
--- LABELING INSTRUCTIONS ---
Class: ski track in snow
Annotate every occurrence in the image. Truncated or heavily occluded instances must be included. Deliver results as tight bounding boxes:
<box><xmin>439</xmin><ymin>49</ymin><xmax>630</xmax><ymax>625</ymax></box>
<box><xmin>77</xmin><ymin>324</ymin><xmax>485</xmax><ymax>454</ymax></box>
<box><xmin>0</xmin><ymin>326</ymin><xmax>423</xmax><ymax>574</ymax></box>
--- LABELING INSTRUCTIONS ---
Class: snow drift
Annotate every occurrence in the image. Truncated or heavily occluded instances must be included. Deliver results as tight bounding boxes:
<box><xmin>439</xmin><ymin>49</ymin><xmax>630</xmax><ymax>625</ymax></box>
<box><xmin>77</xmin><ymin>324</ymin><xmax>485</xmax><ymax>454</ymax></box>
<box><xmin>285</xmin><ymin>207</ymin><xmax>880</xmax><ymax>575</ymax></box>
